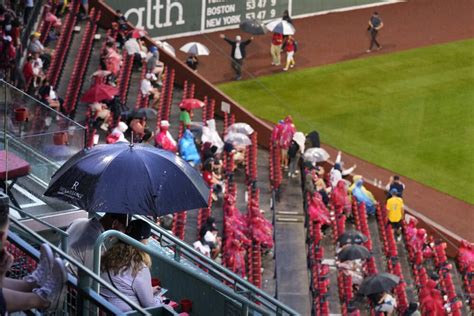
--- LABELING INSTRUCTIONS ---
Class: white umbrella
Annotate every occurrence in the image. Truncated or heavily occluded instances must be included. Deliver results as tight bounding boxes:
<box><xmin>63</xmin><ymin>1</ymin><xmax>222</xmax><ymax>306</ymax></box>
<box><xmin>227</xmin><ymin>122</ymin><xmax>254</xmax><ymax>135</ymax></box>
<box><xmin>303</xmin><ymin>147</ymin><xmax>330</xmax><ymax>163</ymax></box>
<box><xmin>157</xmin><ymin>41</ymin><xmax>176</xmax><ymax>57</ymax></box>
<box><xmin>292</xmin><ymin>132</ymin><xmax>305</xmax><ymax>153</ymax></box>
<box><xmin>265</xmin><ymin>20</ymin><xmax>295</xmax><ymax>35</ymax></box>
<box><xmin>224</xmin><ymin>132</ymin><xmax>252</xmax><ymax>146</ymax></box>
<box><xmin>179</xmin><ymin>42</ymin><xmax>210</xmax><ymax>56</ymax></box>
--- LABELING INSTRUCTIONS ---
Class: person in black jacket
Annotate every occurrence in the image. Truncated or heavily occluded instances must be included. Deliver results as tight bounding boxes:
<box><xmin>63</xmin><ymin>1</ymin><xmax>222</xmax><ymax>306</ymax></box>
<box><xmin>220</xmin><ymin>34</ymin><xmax>253</xmax><ymax>81</ymax></box>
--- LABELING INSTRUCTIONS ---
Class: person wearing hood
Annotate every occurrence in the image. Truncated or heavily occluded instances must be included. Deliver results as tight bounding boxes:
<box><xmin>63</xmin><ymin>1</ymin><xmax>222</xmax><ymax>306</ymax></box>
<box><xmin>279</xmin><ymin>115</ymin><xmax>296</xmax><ymax>170</ymax></box>
<box><xmin>329</xmin><ymin>151</ymin><xmax>357</xmax><ymax>188</ymax></box>
<box><xmin>288</xmin><ymin>131</ymin><xmax>305</xmax><ymax>178</ymax></box>
<box><xmin>179</xmin><ymin>129</ymin><xmax>201</xmax><ymax>167</ymax></box>
<box><xmin>201</xmin><ymin>119</ymin><xmax>224</xmax><ymax>154</ymax></box>
<box><xmin>351</xmin><ymin>176</ymin><xmax>377</xmax><ymax>215</ymax></box>
<box><xmin>154</xmin><ymin>120</ymin><xmax>177</xmax><ymax>153</ymax></box>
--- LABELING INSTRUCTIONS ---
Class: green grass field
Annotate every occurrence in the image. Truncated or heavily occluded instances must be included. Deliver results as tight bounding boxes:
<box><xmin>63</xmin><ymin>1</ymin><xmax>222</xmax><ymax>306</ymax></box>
<box><xmin>219</xmin><ymin>39</ymin><xmax>474</xmax><ymax>204</ymax></box>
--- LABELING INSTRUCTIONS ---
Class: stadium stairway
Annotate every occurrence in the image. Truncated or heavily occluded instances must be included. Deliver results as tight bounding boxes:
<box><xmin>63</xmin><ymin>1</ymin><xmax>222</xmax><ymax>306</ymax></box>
<box><xmin>274</xmin><ymin>175</ymin><xmax>312</xmax><ymax>315</ymax></box>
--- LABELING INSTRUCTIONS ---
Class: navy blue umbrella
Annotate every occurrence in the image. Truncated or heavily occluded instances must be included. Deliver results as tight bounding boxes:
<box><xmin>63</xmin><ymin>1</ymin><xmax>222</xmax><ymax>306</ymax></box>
<box><xmin>44</xmin><ymin>143</ymin><xmax>209</xmax><ymax>216</ymax></box>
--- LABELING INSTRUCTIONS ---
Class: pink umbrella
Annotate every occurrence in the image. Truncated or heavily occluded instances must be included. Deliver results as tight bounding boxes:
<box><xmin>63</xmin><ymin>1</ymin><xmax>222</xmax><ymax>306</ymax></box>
<box><xmin>179</xmin><ymin>98</ymin><xmax>205</xmax><ymax>111</ymax></box>
<box><xmin>80</xmin><ymin>83</ymin><xmax>118</xmax><ymax>103</ymax></box>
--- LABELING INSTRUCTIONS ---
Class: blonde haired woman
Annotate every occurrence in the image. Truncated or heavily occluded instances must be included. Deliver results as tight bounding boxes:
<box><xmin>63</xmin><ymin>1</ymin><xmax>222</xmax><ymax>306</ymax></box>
<box><xmin>100</xmin><ymin>220</ymin><xmax>161</xmax><ymax>312</ymax></box>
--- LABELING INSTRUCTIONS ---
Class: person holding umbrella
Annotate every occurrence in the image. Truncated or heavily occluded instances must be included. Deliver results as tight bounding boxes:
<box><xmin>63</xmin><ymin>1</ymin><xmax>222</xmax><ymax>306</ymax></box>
<box><xmin>185</xmin><ymin>54</ymin><xmax>199</xmax><ymax>72</ymax></box>
<box><xmin>63</xmin><ymin>213</ymin><xmax>128</xmax><ymax>274</ymax></box>
<box><xmin>220</xmin><ymin>34</ymin><xmax>253</xmax><ymax>81</ymax></box>
<box><xmin>374</xmin><ymin>292</ymin><xmax>397</xmax><ymax>316</ymax></box>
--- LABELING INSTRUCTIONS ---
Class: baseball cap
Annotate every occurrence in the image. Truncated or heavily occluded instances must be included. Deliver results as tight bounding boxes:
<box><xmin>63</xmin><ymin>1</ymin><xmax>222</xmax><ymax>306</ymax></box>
<box><xmin>235</xmin><ymin>35</ymin><xmax>241</xmax><ymax>41</ymax></box>
<box><xmin>126</xmin><ymin>219</ymin><xmax>152</xmax><ymax>241</ymax></box>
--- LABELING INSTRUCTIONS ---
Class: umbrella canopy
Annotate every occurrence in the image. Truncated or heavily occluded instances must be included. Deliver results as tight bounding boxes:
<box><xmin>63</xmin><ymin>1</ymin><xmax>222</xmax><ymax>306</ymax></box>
<box><xmin>80</xmin><ymin>84</ymin><xmax>118</xmax><ymax>103</ymax></box>
<box><xmin>179</xmin><ymin>98</ymin><xmax>205</xmax><ymax>111</ymax></box>
<box><xmin>359</xmin><ymin>273</ymin><xmax>401</xmax><ymax>296</ymax></box>
<box><xmin>227</xmin><ymin>123</ymin><xmax>254</xmax><ymax>135</ymax></box>
<box><xmin>303</xmin><ymin>147</ymin><xmax>330</xmax><ymax>163</ymax></box>
<box><xmin>240</xmin><ymin>18</ymin><xmax>266</xmax><ymax>35</ymax></box>
<box><xmin>224</xmin><ymin>132</ymin><xmax>252</xmax><ymax>146</ymax></box>
<box><xmin>126</xmin><ymin>107</ymin><xmax>157</xmax><ymax>119</ymax></box>
<box><xmin>179</xmin><ymin>42</ymin><xmax>210</xmax><ymax>56</ymax></box>
<box><xmin>338</xmin><ymin>244</ymin><xmax>371</xmax><ymax>261</ymax></box>
<box><xmin>44</xmin><ymin>143</ymin><xmax>209</xmax><ymax>216</ymax></box>
<box><xmin>158</xmin><ymin>41</ymin><xmax>176</xmax><ymax>56</ymax></box>
<box><xmin>265</xmin><ymin>20</ymin><xmax>295</xmax><ymax>35</ymax></box>
<box><xmin>337</xmin><ymin>230</ymin><xmax>368</xmax><ymax>246</ymax></box>
<box><xmin>292</xmin><ymin>132</ymin><xmax>305</xmax><ymax>152</ymax></box>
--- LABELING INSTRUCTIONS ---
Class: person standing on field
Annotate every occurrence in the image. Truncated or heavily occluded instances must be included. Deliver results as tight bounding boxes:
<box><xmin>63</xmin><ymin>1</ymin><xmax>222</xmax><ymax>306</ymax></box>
<box><xmin>367</xmin><ymin>11</ymin><xmax>383</xmax><ymax>52</ymax></box>
<box><xmin>220</xmin><ymin>34</ymin><xmax>253</xmax><ymax>81</ymax></box>
<box><xmin>270</xmin><ymin>32</ymin><xmax>283</xmax><ymax>66</ymax></box>
<box><xmin>282</xmin><ymin>35</ymin><xmax>296</xmax><ymax>71</ymax></box>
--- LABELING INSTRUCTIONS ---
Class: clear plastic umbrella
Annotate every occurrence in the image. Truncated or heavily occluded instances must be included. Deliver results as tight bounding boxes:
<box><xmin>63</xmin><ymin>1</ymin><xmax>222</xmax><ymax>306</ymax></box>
<box><xmin>265</xmin><ymin>20</ymin><xmax>295</xmax><ymax>35</ymax></box>
<box><xmin>224</xmin><ymin>132</ymin><xmax>252</xmax><ymax>146</ymax></box>
<box><xmin>157</xmin><ymin>41</ymin><xmax>176</xmax><ymax>57</ymax></box>
<box><xmin>303</xmin><ymin>147</ymin><xmax>330</xmax><ymax>163</ymax></box>
<box><xmin>292</xmin><ymin>132</ymin><xmax>305</xmax><ymax>152</ymax></box>
<box><xmin>227</xmin><ymin>123</ymin><xmax>254</xmax><ymax>135</ymax></box>
<box><xmin>180</xmin><ymin>42</ymin><xmax>210</xmax><ymax>56</ymax></box>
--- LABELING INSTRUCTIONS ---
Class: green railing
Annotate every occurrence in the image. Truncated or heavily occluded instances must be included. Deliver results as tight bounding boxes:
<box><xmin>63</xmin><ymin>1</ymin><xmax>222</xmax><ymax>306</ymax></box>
<box><xmin>92</xmin><ymin>215</ymin><xmax>299</xmax><ymax>315</ymax></box>
<box><xmin>8</xmin><ymin>215</ymin><xmax>154</xmax><ymax>315</ymax></box>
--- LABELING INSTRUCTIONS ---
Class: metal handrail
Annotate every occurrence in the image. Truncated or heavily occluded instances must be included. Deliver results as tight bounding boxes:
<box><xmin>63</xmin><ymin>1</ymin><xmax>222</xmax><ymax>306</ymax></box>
<box><xmin>92</xmin><ymin>230</ymin><xmax>274</xmax><ymax>316</ymax></box>
<box><xmin>8</xmin><ymin>216</ymin><xmax>151</xmax><ymax>316</ymax></box>
<box><xmin>135</xmin><ymin>215</ymin><xmax>299</xmax><ymax>315</ymax></box>
<box><xmin>13</xmin><ymin>207</ymin><xmax>69</xmax><ymax>252</ymax></box>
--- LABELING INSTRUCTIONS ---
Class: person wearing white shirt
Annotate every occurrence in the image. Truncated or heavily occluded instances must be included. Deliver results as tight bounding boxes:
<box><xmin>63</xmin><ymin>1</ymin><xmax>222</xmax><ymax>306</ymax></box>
<box><xmin>220</xmin><ymin>34</ymin><xmax>253</xmax><ymax>81</ymax></box>
<box><xmin>329</xmin><ymin>151</ymin><xmax>357</xmax><ymax>188</ymax></box>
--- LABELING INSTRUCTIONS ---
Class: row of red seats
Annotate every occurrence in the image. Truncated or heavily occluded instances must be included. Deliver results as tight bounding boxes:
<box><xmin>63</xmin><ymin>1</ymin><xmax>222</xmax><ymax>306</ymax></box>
<box><xmin>457</xmin><ymin>241</ymin><xmax>474</xmax><ymax>310</ymax></box>
<box><xmin>63</xmin><ymin>9</ymin><xmax>101</xmax><ymax>114</ymax></box>
<box><xmin>246</xmin><ymin>187</ymin><xmax>259</xmax><ymax>286</ymax></box>
<box><xmin>268</xmin><ymin>128</ymin><xmax>282</xmax><ymax>190</ymax></box>
<box><xmin>134</xmin><ymin>60</ymin><xmax>148</xmax><ymax>109</ymax></box>
<box><xmin>172</xmin><ymin>211</ymin><xmax>186</xmax><ymax>240</ymax></box>
<box><xmin>157</xmin><ymin>68</ymin><xmax>175</xmax><ymax>123</ymax></box>
<box><xmin>117</xmin><ymin>51</ymin><xmax>133</xmax><ymax>104</ymax></box>
<box><xmin>401</xmin><ymin>219</ymin><xmax>465</xmax><ymax>314</ymax></box>
<box><xmin>46</xmin><ymin>1</ymin><xmax>80</xmax><ymax>88</ymax></box>
<box><xmin>245</xmin><ymin>133</ymin><xmax>258</xmax><ymax>185</ymax></box>
<box><xmin>352</xmin><ymin>202</ymin><xmax>377</xmax><ymax>274</ymax></box>
<box><xmin>375</xmin><ymin>205</ymin><xmax>409</xmax><ymax>312</ymax></box>
<box><xmin>433</xmin><ymin>242</ymin><xmax>463</xmax><ymax>315</ymax></box>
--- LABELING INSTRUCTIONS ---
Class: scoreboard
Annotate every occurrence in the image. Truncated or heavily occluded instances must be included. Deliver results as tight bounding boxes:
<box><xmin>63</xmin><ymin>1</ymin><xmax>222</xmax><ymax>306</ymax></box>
<box><xmin>204</xmin><ymin>0</ymin><xmax>289</xmax><ymax>30</ymax></box>
<box><xmin>105</xmin><ymin>0</ymin><xmax>388</xmax><ymax>39</ymax></box>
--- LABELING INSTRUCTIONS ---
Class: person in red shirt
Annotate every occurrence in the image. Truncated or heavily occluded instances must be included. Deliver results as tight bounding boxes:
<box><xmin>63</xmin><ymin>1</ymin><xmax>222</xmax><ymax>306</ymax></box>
<box><xmin>22</xmin><ymin>56</ymin><xmax>34</xmax><ymax>87</ymax></box>
<box><xmin>283</xmin><ymin>35</ymin><xmax>296</xmax><ymax>71</ymax></box>
<box><xmin>270</xmin><ymin>32</ymin><xmax>283</xmax><ymax>66</ymax></box>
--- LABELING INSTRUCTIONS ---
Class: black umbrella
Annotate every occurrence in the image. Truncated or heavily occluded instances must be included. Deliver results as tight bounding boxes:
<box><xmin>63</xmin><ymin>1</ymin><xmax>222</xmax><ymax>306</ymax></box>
<box><xmin>44</xmin><ymin>143</ymin><xmax>209</xmax><ymax>216</ymax></box>
<box><xmin>239</xmin><ymin>18</ymin><xmax>266</xmax><ymax>35</ymax></box>
<box><xmin>338</xmin><ymin>244</ymin><xmax>371</xmax><ymax>261</ymax></box>
<box><xmin>359</xmin><ymin>273</ymin><xmax>400</xmax><ymax>295</ymax></box>
<box><xmin>122</xmin><ymin>108</ymin><xmax>157</xmax><ymax>120</ymax></box>
<box><xmin>338</xmin><ymin>230</ymin><xmax>368</xmax><ymax>246</ymax></box>
<box><xmin>134</xmin><ymin>108</ymin><xmax>157</xmax><ymax>119</ymax></box>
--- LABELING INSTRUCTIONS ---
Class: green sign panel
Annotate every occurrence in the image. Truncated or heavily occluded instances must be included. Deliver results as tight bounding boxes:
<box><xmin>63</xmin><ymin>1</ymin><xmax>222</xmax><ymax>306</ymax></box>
<box><xmin>105</xmin><ymin>0</ymin><xmax>387</xmax><ymax>39</ymax></box>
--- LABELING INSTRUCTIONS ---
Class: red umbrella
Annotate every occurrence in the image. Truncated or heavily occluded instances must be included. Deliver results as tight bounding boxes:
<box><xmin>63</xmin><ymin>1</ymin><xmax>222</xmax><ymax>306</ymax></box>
<box><xmin>179</xmin><ymin>98</ymin><xmax>205</xmax><ymax>111</ymax></box>
<box><xmin>80</xmin><ymin>83</ymin><xmax>118</xmax><ymax>103</ymax></box>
